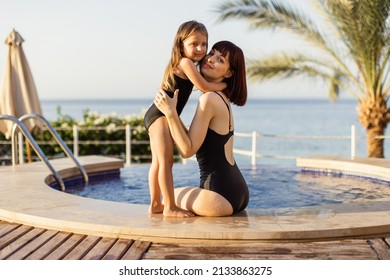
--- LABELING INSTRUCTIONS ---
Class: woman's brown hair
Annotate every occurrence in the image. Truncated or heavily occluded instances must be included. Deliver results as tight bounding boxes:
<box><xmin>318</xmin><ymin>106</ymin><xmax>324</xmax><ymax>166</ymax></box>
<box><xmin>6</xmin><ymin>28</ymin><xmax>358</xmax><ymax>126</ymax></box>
<box><xmin>211</xmin><ymin>41</ymin><xmax>247</xmax><ymax>106</ymax></box>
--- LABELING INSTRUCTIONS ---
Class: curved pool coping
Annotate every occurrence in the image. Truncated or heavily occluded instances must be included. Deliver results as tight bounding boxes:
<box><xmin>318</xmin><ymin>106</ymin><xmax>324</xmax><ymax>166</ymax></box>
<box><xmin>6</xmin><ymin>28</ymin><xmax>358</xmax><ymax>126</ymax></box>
<box><xmin>1</xmin><ymin>155</ymin><xmax>390</xmax><ymax>242</ymax></box>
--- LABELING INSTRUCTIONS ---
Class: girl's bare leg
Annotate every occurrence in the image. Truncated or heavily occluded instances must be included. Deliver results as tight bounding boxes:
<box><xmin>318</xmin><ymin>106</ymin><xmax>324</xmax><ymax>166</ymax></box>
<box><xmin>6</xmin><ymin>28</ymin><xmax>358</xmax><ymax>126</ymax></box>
<box><xmin>148</xmin><ymin>143</ymin><xmax>164</xmax><ymax>214</ymax></box>
<box><xmin>148</xmin><ymin>117</ymin><xmax>194</xmax><ymax>217</ymax></box>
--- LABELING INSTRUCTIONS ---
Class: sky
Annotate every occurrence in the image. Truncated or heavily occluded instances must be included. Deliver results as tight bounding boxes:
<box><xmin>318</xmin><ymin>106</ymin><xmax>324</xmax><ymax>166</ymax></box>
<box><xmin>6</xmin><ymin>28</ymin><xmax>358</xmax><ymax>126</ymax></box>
<box><xmin>0</xmin><ymin>0</ymin><xmax>331</xmax><ymax>100</ymax></box>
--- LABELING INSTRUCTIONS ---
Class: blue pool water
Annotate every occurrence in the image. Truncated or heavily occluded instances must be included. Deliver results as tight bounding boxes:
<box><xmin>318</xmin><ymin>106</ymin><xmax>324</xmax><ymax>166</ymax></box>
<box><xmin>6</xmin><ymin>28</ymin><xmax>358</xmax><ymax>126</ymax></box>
<box><xmin>62</xmin><ymin>163</ymin><xmax>390</xmax><ymax>210</ymax></box>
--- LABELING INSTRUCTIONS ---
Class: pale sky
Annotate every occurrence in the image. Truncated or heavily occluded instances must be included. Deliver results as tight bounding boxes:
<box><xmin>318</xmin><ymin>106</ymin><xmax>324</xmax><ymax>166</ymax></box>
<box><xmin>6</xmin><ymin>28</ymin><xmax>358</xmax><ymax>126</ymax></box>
<box><xmin>0</xmin><ymin>0</ymin><xmax>330</xmax><ymax>100</ymax></box>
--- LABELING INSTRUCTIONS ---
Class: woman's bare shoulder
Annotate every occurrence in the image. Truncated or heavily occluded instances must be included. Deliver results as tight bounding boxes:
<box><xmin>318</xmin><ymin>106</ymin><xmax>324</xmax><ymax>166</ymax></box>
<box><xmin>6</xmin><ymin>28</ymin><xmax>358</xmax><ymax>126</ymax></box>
<box><xmin>199</xmin><ymin>91</ymin><xmax>220</xmax><ymax>101</ymax></box>
<box><xmin>197</xmin><ymin>92</ymin><xmax>223</xmax><ymax>112</ymax></box>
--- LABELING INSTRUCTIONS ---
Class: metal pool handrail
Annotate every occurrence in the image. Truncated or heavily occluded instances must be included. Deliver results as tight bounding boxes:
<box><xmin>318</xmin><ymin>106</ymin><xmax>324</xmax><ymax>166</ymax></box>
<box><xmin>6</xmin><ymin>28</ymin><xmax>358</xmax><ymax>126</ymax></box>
<box><xmin>0</xmin><ymin>114</ymin><xmax>66</xmax><ymax>191</ymax></box>
<box><xmin>14</xmin><ymin>113</ymin><xmax>89</xmax><ymax>184</ymax></box>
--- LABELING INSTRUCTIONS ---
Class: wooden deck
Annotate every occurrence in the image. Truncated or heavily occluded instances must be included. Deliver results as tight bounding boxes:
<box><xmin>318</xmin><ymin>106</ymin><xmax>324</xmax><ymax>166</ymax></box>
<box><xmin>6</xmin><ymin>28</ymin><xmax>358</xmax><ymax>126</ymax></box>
<box><xmin>0</xmin><ymin>221</ymin><xmax>150</xmax><ymax>260</ymax></box>
<box><xmin>1</xmin><ymin>220</ymin><xmax>390</xmax><ymax>260</ymax></box>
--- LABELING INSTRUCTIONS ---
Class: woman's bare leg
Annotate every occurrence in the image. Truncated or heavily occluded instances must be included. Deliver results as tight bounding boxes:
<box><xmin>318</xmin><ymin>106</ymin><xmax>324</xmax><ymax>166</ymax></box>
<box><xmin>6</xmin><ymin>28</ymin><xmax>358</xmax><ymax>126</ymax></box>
<box><xmin>175</xmin><ymin>187</ymin><xmax>233</xmax><ymax>217</ymax></box>
<box><xmin>148</xmin><ymin>117</ymin><xmax>194</xmax><ymax>217</ymax></box>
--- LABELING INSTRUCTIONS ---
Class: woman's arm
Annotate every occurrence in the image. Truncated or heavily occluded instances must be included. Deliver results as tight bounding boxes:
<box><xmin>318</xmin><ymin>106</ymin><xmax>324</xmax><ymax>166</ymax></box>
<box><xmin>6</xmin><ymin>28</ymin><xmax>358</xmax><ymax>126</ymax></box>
<box><xmin>154</xmin><ymin>89</ymin><xmax>213</xmax><ymax>158</ymax></box>
<box><xmin>179</xmin><ymin>58</ymin><xmax>226</xmax><ymax>92</ymax></box>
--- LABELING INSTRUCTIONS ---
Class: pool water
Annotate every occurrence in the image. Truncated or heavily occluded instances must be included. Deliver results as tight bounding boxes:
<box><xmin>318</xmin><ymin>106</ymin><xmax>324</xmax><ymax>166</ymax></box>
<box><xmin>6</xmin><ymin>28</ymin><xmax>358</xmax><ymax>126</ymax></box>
<box><xmin>63</xmin><ymin>163</ymin><xmax>390</xmax><ymax>209</ymax></box>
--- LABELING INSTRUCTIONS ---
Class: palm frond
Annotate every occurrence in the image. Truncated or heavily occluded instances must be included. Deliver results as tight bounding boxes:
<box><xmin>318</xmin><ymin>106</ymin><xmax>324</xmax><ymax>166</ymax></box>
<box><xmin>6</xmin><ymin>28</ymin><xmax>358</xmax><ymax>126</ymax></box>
<box><xmin>248</xmin><ymin>52</ymin><xmax>346</xmax><ymax>84</ymax></box>
<box><xmin>216</xmin><ymin>0</ymin><xmax>326</xmax><ymax>46</ymax></box>
<box><xmin>215</xmin><ymin>0</ymin><xmax>355</xmax><ymax>87</ymax></box>
<box><xmin>378</xmin><ymin>21</ymin><xmax>390</xmax><ymax>97</ymax></box>
<box><xmin>383</xmin><ymin>59</ymin><xmax>390</xmax><ymax>96</ymax></box>
<box><xmin>216</xmin><ymin>0</ymin><xmax>390</xmax><ymax>101</ymax></box>
<box><xmin>247</xmin><ymin>51</ymin><xmax>362</xmax><ymax>99</ymax></box>
<box><xmin>329</xmin><ymin>74</ymin><xmax>342</xmax><ymax>102</ymax></box>
<box><xmin>324</xmin><ymin>0</ymin><xmax>390</xmax><ymax>99</ymax></box>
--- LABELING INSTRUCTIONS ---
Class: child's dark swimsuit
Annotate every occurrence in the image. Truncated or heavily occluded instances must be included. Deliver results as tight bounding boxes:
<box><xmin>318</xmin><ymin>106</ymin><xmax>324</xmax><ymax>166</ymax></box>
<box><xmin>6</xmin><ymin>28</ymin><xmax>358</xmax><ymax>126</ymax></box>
<box><xmin>196</xmin><ymin>92</ymin><xmax>249</xmax><ymax>213</ymax></box>
<box><xmin>143</xmin><ymin>75</ymin><xmax>193</xmax><ymax>130</ymax></box>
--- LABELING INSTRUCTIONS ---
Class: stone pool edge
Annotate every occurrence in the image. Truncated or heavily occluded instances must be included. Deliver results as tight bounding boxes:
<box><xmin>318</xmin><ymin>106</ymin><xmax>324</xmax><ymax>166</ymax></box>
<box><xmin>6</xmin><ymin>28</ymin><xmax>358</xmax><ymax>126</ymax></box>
<box><xmin>1</xmin><ymin>155</ymin><xmax>390</xmax><ymax>242</ymax></box>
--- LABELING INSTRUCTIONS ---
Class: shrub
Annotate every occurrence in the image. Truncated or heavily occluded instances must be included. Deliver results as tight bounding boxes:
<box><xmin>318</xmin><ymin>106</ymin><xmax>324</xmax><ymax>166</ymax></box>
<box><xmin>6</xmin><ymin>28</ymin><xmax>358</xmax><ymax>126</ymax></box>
<box><xmin>0</xmin><ymin>109</ymin><xmax>181</xmax><ymax>164</ymax></box>
<box><xmin>33</xmin><ymin>109</ymin><xmax>152</xmax><ymax>162</ymax></box>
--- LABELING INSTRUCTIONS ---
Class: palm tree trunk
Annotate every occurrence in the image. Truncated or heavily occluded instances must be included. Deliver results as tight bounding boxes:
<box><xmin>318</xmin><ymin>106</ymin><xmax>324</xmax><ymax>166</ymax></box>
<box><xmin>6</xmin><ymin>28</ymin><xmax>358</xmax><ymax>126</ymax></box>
<box><xmin>366</xmin><ymin>126</ymin><xmax>385</xmax><ymax>158</ymax></box>
<box><xmin>358</xmin><ymin>95</ymin><xmax>390</xmax><ymax>158</ymax></box>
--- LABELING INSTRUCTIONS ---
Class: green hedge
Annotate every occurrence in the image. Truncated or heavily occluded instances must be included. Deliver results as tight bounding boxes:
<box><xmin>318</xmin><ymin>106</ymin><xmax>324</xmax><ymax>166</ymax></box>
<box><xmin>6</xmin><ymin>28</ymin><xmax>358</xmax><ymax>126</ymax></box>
<box><xmin>0</xmin><ymin>109</ymin><xmax>179</xmax><ymax>164</ymax></box>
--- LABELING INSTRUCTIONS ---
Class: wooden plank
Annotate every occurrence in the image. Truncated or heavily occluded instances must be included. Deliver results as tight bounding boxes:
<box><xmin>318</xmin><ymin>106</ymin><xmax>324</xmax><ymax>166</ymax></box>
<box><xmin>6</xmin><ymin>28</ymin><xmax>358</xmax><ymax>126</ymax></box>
<box><xmin>147</xmin><ymin>241</ymin><xmax>374</xmax><ymax>255</ymax></box>
<box><xmin>144</xmin><ymin>240</ymin><xmax>378</xmax><ymax>260</ymax></box>
<box><xmin>44</xmin><ymin>234</ymin><xmax>86</xmax><ymax>260</ymax></box>
<box><xmin>0</xmin><ymin>225</ymin><xmax>33</xmax><ymax>251</ymax></box>
<box><xmin>63</xmin><ymin>235</ymin><xmax>101</xmax><ymax>260</ymax></box>
<box><xmin>25</xmin><ymin>231</ymin><xmax>73</xmax><ymax>260</ymax></box>
<box><xmin>143</xmin><ymin>247</ymin><xmax>378</xmax><ymax>260</ymax></box>
<box><xmin>6</xmin><ymin>229</ymin><xmax>59</xmax><ymax>260</ymax></box>
<box><xmin>0</xmin><ymin>228</ymin><xmax>45</xmax><ymax>260</ymax></box>
<box><xmin>82</xmin><ymin>237</ymin><xmax>117</xmax><ymax>260</ymax></box>
<box><xmin>0</xmin><ymin>223</ymin><xmax>22</xmax><ymax>239</ymax></box>
<box><xmin>368</xmin><ymin>239</ymin><xmax>390</xmax><ymax>260</ymax></box>
<box><xmin>102</xmin><ymin>239</ymin><xmax>134</xmax><ymax>260</ymax></box>
<box><xmin>0</xmin><ymin>221</ymin><xmax>8</xmax><ymax>230</ymax></box>
<box><xmin>144</xmin><ymin>252</ymin><xmax>376</xmax><ymax>260</ymax></box>
<box><xmin>384</xmin><ymin>237</ymin><xmax>390</xmax><ymax>247</ymax></box>
<box><xmin>121</xmin><ymin>240</ymin><xmax>151</xmax><ymax>260</ymax></box>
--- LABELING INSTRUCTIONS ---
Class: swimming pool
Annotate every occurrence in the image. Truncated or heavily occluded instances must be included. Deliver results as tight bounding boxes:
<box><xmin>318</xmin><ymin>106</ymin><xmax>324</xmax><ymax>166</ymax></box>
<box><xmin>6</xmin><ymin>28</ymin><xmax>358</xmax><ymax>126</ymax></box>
<box><xmin>61</xmin><ymin>162</ymin><xmax>390</xmax><ymax>210</ymax></box>
<box><xmin>4</xmin><ymin>155</ymin><xmax>390</xmax><ymax>241</ymax></box>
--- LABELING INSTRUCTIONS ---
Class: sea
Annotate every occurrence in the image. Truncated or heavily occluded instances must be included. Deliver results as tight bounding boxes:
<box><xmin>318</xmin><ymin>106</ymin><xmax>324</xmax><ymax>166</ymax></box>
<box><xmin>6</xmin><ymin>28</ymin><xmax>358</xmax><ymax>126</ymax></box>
<box><xmin>41</xmin><ymin>97</ymin><xmax>390</xmax><ymax>166</ymax></box>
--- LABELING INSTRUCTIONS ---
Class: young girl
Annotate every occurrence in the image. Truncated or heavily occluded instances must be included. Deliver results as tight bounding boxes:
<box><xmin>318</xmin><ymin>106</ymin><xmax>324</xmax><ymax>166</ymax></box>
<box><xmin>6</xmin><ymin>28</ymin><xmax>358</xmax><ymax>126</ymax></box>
<box><xmin>144</xmin><ymin>20</ymin><xmax>226</xmax><ymax>217</ymax></box>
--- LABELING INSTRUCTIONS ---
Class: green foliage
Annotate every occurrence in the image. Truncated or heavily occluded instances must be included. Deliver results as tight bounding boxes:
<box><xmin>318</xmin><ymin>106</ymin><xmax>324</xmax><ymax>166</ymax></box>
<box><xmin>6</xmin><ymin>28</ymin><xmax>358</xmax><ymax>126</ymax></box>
<box><xmin>216</xmin><ymin>0</ymin><xmax>390</xmax><ymax>157</ymax></box>
<box><xmin>0</xmin><ymin>109</ymin><xmax>183</xmax><ymax>164</ymax></box>
<box><xmin>0</xmin><ymin>133</ymin><xmax>9</xmax><ymax>165</ymax></box>
<box><xmin>0</xmin><ymin>109</ymin><xmax>158</xmax><ymax>164</ymax></box>
<box><xmin>37</xmin><ymin>109</ymin><xmax>153</xmax><ymax>163</ymax></box>
<box><xmin>216</xmin><ymin>0</ymin><xmax>390</xmax><ymax>101</ymax></box>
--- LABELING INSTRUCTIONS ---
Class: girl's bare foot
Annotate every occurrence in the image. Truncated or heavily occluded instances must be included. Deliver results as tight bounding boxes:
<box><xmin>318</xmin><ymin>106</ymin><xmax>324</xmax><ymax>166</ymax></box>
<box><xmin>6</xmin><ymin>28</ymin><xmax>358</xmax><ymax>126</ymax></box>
<box><xmin>163</xmin><ymin>207</ymin><xmax>195</xmax><ymax>218</ymax></box>
<box><xmin>149</xmin><ymin>202</ymin><xmax>164</xmax><ymax>214</ymax></box>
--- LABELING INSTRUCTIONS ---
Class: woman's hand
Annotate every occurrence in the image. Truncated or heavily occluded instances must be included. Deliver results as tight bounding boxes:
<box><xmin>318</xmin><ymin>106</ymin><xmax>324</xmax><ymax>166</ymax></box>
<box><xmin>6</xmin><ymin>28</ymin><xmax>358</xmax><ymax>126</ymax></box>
<box><xmin>154</xmin><ymin>88</ymin><xmax>178</xmax><ymax>117</ymax></box>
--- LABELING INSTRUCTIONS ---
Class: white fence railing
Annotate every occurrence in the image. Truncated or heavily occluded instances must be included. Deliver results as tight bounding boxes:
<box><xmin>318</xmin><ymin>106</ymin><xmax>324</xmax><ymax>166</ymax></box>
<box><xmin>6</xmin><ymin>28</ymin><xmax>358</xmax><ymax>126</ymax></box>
<box><xmin>1</xmin><ymin>124</ymin><xmax>389</xmax><ymax>166</ymax></box>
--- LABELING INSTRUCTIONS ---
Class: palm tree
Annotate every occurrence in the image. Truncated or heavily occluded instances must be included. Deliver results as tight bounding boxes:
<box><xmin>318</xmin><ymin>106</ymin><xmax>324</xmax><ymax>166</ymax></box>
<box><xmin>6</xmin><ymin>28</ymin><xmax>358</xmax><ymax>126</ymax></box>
<box><xmin>216</xmin><ymin>0</ymin><xmax>390</xmax><ymax>158</ymax></box>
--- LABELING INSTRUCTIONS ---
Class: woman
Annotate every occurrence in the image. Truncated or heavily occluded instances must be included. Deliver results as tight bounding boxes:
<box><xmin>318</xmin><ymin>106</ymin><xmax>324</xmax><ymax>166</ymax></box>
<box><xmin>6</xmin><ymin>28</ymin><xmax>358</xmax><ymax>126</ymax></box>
<box><xmin>154</xmin><ymin>41</ymin><xmax>249</xmax><ymax>217</ymax></box>
<box><xmin>144</xmin><ymin>21</ymin><xmax>225</xmax><ymax>218</ymax></box>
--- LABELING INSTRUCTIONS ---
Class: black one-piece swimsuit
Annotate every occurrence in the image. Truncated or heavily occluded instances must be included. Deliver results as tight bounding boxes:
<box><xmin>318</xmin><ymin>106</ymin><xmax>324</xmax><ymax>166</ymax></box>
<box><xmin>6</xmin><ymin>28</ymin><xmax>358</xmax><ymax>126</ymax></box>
<box><xmin>196</xmin><ymin>92</ymin><xmax>249</xmax><ymax>213</ymax></box>
<box><xmin>143</xmin><ymin>75</ymin><xmax>193</xmax><ymax>130</ymax></box>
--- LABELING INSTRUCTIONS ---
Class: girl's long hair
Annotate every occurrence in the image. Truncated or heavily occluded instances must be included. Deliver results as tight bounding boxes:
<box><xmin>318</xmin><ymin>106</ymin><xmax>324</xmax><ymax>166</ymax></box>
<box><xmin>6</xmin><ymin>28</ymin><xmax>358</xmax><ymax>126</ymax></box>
<box><xmin>161</xmin><ymin>20</ymin><xmax>208</xmax><ymax>91</ymax></box>
<box><xmin>212</xmin><ymin>41</ymin><xmax>247</xmax><ymax>106</ymax></box>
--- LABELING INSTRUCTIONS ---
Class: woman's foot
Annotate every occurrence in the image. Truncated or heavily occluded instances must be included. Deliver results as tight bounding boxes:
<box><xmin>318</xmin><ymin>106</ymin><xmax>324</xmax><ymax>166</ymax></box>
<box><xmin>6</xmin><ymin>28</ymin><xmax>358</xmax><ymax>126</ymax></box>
<box><xmin>163</xmin><ymin>207</ymin><xmax>195</xmax><ymax>218</ymax></box>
